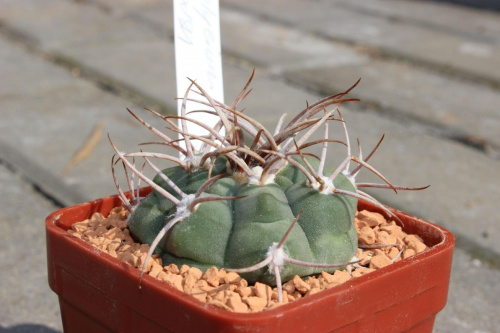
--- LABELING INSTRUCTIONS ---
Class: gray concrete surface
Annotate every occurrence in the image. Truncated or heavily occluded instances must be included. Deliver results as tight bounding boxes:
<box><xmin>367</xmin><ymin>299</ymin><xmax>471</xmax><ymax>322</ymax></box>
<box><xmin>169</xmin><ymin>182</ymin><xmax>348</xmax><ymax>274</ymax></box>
<box><xmin>0</xmin><ymin>0</ymin><xmax>499</xmax><ymax>332</ymax></box>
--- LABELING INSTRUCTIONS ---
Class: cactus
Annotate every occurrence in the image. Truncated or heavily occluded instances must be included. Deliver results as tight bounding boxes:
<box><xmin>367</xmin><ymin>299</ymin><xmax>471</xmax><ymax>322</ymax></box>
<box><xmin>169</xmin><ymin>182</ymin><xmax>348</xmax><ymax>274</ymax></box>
<box><xmin>109</xmin><ymin>72</ymin><xmax>427</xmax><ymax>302</ymax></box>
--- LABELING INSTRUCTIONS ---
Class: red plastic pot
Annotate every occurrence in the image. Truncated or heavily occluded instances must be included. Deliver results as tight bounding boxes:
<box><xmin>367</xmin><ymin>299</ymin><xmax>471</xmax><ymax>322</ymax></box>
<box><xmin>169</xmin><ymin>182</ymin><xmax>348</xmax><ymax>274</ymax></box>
<box><xmin>46</xmin><ymin>188</ymin><xmax>454</xmax><ymax>333</ymax></box>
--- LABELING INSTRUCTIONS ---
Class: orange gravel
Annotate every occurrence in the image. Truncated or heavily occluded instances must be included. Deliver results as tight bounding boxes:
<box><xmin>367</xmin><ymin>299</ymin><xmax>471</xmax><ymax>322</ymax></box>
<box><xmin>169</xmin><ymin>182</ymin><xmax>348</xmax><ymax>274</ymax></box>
<box><xmin>68</xmin><ymin>206</ymin><xmax>428</xmax><ymax>313</ymax></box>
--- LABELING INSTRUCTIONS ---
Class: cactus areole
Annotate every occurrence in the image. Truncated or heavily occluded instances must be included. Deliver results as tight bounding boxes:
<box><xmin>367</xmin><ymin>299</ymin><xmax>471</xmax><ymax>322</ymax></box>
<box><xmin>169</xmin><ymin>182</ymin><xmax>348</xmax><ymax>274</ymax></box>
<box><xmin>109</xmin><ymin>72</ymin><xmax>427</xmax><ymax>300</ymax></box>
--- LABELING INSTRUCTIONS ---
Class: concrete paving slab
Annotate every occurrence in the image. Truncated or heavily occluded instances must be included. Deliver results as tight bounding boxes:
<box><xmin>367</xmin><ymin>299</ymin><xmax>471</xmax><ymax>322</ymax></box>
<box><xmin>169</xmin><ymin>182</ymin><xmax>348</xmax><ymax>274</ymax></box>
<box><xmin>0</xmin><ymin>0</ymin><xmax>163</xmax><ymax>51</ymax></box>
<box><xmin>283</xmin><ymin>60</ymin><xmax>500</xmax><ymax>156</ymax></box>
<box><xmin>0</xmin><ymin>164</ymin><xmax>62</xmax><ymax>332</ymax></box>
<box><xmin>96</xmin><ymin>1</ymin><xmax>366</xmax><ymax>70</ymax></box>
<box><xmin>59</xmin><ymin>37</ymin><xmax>177</xmax><ymax>112</ymax></box>
<box><xmin>0</xmin><ymin>38</ymin><xmax>162</xmax><ymax>204</ymax></box>
<box><xmin>336</xmin><ymin>0</ymin><xmax>500</xmax><ymax>45</ymax></box>
<box><xmin>435</xmin><ymin>247</ymin><xmax>500</xmax><ymax>332</ymax></box>
<box><xmin>83</xmin><ymin>0</ymin><xmax>367</xmax><ymax>73</ymax></box>
<box><xmin>0</xmin><ymin>0</ymin><xmax>177</xmax><ymax>113</ymax></box>
<box><xmin>223</xmin><ymin>0</ymin><xmax>500</xmax><ymax>87</ymax></box>
<box><xmin>220</xmin><ymin>7</ymin><xmax>369</xmax><ymax>71</ymax></box>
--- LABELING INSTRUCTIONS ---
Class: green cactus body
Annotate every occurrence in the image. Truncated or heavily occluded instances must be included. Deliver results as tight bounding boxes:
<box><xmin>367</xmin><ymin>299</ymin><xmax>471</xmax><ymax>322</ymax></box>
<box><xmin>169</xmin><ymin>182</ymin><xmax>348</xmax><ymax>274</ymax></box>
<box><xmin>128</xmin><ymin>157</ymin><xmax>358</xmax><ymax>285</ymax></box>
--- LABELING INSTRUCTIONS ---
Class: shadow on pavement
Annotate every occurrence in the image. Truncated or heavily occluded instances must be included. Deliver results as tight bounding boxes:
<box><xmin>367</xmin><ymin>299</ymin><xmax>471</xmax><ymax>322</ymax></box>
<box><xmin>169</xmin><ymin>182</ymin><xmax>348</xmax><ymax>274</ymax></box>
<box><xmin>0</xmin><ymin>324</ymin><xmax>61</xmax><ymax>333</ymax></box>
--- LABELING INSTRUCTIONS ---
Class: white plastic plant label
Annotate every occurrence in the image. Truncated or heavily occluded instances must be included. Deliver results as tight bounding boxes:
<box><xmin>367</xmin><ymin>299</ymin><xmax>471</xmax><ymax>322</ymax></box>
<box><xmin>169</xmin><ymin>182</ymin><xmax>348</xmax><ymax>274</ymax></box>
<box><xmin>174</xmin><ymin>0</ymin><xmax>224</xmax><ymax>152</ymax></box>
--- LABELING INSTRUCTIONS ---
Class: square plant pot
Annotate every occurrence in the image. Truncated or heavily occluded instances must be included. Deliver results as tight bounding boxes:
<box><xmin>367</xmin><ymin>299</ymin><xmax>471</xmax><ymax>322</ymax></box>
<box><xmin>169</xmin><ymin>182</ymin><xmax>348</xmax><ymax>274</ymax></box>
<box><xmin>46</xmin><ymin>187</ymin><xmax>454</xmax><ymax>333</ymax></box>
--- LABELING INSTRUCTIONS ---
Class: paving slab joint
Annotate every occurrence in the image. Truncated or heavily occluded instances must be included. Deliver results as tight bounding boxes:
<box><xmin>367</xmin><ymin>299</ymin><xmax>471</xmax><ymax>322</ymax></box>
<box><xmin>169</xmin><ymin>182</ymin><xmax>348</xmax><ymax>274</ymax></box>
<box><xmin>0</xmin><ymin>20</ymin><xmax>176</xmax><ymax>117</ymax></box>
